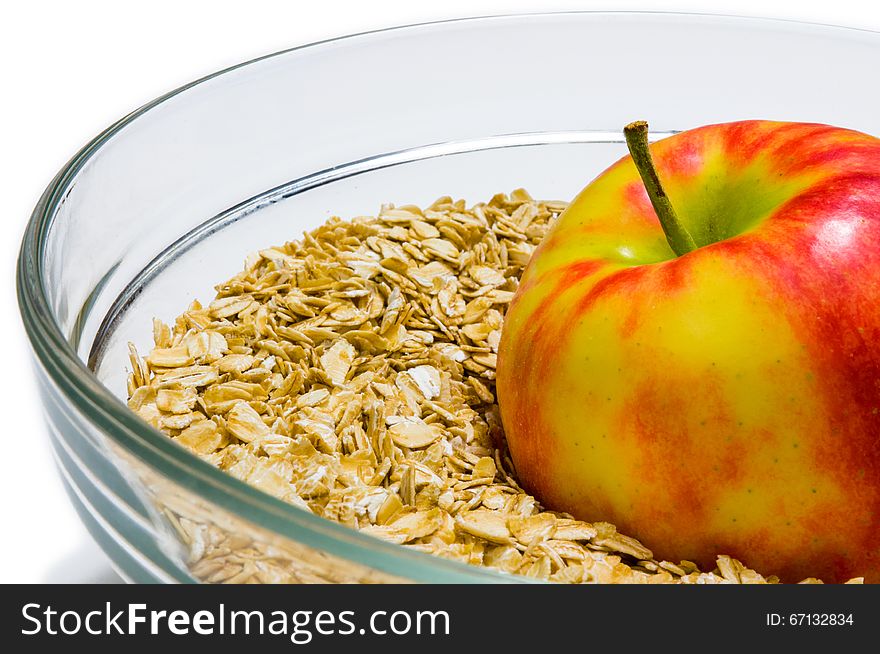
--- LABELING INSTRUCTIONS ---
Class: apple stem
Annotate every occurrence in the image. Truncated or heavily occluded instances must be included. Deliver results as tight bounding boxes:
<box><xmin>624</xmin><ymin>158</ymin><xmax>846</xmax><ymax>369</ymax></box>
<box><xmin>624</xmin><ymin>121</ymin><xmax>697</xmax><ymax>257</ymax></box>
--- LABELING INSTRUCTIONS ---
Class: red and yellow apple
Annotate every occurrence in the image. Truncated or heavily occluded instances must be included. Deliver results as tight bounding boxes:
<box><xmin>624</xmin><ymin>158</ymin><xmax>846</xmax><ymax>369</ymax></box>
<box><xmin>497</xmin><ymin>120</ymin><xmax>880</xmax><ymax>583</ymax></box>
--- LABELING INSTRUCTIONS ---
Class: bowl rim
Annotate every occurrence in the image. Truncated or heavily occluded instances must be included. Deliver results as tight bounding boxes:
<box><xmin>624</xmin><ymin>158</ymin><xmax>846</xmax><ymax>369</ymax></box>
<box><xmin>17</xmin><ymin>10</ymin><xmax>880</xmax><ymax>584</ymax></box>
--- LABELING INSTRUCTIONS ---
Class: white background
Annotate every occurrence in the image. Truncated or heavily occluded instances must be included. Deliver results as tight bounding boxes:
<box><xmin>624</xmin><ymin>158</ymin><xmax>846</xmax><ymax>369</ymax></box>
<box><xmin>1</xmin><ymin>0</ymin><xmax>878</xmax><ymax>583</ymax></box>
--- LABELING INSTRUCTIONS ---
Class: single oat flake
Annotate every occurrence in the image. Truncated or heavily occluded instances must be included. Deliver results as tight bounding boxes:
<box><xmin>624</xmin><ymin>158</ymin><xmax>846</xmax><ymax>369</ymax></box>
<box><xmin>127</xmin><ymin>190</ymin><xmax>859</xmax><ymax>585</ymax></box>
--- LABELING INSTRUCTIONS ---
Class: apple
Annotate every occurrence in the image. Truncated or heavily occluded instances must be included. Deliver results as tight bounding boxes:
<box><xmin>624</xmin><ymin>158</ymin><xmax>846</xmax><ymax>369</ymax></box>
<box><xmin>497</xmin><ymin>120</ymin><xmax>880</xmax><ymax>583</ymax></box>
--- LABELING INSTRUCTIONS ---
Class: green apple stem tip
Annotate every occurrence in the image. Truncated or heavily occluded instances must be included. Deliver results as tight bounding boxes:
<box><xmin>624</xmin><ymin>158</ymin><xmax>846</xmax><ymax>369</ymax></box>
<box><xmin>624</xmin><ymin>121</ymin><xmax>697</xmax><ymax>257</ymax></box>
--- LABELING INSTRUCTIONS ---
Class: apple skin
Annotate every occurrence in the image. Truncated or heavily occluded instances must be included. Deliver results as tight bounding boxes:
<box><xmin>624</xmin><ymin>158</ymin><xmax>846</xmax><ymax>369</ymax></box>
<box><xmin>497</xmin><ymin>121</ymin><xmax>880</xmax><ymax>583</ymax></box>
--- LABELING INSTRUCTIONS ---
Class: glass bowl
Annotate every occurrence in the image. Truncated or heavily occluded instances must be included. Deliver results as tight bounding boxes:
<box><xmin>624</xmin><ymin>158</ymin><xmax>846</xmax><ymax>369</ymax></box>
<box><xmin>18</xmin><ymin>12</ymin><xmax>880</xmax><ymax>583</ymax></box>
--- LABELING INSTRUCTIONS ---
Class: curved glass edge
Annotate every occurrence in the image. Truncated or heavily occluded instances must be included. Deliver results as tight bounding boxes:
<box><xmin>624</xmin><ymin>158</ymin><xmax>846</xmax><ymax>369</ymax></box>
<box><xmin>16</xmin><ymin>11</ymin><xmax>880</xmax><ymax>584</ymax></box>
